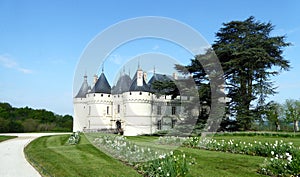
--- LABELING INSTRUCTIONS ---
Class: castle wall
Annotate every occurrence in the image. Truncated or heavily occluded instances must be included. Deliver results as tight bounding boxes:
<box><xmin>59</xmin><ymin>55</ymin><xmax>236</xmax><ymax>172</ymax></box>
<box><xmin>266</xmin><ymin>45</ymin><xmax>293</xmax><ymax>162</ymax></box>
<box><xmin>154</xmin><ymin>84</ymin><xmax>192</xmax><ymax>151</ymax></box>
<box><xmin>73</xmin><ymin>97</ymin><xmax>88</xmax><ymax>132</ymax></box>
<box><xmin>86</xmin><ymin>93</ymin><xmax>113</xmax><ymax>130</ymax></box>
<box><xmin>121</xmin><ymin>91</ymin><xmax>154</xmax><ymax>135</ymax></box>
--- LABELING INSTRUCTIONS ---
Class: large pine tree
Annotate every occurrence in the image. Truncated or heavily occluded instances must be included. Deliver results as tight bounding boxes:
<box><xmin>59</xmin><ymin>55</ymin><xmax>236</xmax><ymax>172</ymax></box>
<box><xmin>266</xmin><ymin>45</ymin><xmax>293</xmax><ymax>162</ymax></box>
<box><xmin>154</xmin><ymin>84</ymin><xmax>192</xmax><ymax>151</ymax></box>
<box><xmin>213</xmin><ymin>16</ymin><xmax>290</xmax><ymax>130</ymax></box>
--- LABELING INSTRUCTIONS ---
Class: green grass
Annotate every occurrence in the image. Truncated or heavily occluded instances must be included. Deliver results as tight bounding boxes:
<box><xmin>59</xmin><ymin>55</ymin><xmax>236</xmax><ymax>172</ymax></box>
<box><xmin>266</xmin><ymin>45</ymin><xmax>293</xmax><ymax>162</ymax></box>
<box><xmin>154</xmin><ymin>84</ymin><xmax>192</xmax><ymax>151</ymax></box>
<box><xmin>27</xmin><ymin>133</ymin><xmax>291</xmax><ymax>177</ymax></box>
<box><xmin>0</xmin><ymin>135</ymin><xmax>17</xmax><ymax>142</ymax></box>
<box><xmin>183</xmin><ymin>148</ymin><xmax>265</xmax><ymax>177</ymax></box>
<box><xmin>127</xmin><ymin>136</ymin><xmax>266</xmax><ymax>177</ymax></box>
<box><xmin>24</xmin><ymin>134</ymin><xmax>141</xmax><ymax>177</ymax></box>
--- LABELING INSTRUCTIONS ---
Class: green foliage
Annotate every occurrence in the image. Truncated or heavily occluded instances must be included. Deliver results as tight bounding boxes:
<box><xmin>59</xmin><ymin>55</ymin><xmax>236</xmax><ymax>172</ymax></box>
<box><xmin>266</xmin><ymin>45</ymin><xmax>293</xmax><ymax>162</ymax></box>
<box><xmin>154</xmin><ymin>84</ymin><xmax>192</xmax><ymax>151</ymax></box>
<box><xmin>212</xmin><ymin>16</ymin><xmax>291</xmax><ymax>130</ymax></box>
<box><xmin>68</xmin><ymin>132</ymin><xmax>80</xmax><ymax>145</ymax></box>
<box><xmin>0</xmin><ymin>102</ymin><xmax>73</xmax><ymax>133</ymax></box>
<box><xmin>283</xmin><ymin>99</ymin><xmax>300</xmax><ymax>132</ymax></box>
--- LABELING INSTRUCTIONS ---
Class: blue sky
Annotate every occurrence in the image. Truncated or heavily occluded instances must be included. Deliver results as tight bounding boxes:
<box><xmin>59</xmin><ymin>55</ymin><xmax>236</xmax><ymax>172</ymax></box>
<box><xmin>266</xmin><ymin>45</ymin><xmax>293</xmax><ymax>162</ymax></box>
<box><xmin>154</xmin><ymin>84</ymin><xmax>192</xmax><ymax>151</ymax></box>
<box><xmin>0</xmin><ymin>0</ymin><xmax>299</xmax><ymax>115</ymax></box>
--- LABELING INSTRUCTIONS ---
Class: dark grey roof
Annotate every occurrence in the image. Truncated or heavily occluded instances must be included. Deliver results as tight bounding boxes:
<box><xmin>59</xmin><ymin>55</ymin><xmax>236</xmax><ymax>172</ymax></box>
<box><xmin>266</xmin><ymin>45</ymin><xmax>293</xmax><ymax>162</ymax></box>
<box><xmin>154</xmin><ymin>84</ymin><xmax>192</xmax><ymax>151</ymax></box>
<box><xmin>112</xmin><ymin>74</ymin><xmax>132</xmax><ymax>94</ymax></box>
<box><xmin>90</xmin><ymin>73</ymin><xmax>111</xmax><ymax>94</ymax></box>
<box><xmin>129</xmin><ymin>71</ymin><xmax>150</xmax><ymax>92</ymax></box>
<box><xmin>75</xmin><ymin>75</ymin><xmax>90</xmax><ymax>98</ymax></box>
<box><xmin>148</xmin><ymin>73</ymin><xmax>174</xmax><ymax>92</ymax></box>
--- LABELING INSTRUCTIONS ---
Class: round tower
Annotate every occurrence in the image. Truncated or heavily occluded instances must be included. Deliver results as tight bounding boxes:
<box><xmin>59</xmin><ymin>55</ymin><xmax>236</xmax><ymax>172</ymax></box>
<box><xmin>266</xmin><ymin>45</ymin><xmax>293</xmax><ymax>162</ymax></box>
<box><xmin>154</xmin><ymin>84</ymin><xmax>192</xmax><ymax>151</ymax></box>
<box><xmin>86</xmin><ymin>72</ymin><xmax>113</xmax><ymax>131</ymax></box>
<box><xmin>73</xmin><ymin>74</ymin><xmax>90</xmax><ymax>132</ymax></box>
<box><xmin>122</xmin><ymin>68</ymin><xmax>154</xmax><ymax>136</ymax></box>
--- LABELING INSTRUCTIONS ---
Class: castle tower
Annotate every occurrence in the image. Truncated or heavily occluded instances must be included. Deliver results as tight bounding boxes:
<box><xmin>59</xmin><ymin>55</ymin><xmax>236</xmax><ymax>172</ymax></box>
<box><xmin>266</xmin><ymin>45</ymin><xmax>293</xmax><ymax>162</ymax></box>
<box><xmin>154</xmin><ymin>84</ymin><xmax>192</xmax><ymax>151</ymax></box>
<box><xmin>122</xmin><ymin>68</ymin><xmax>154</xmax><ymax>136</ymax></box>
<box><xmin>73</xmin><ymin>74</ymin><xmax>90</xmax><ymax>132</ymax></box>
<box><xmin>86</xmin><ymin>71</ymin><xmax>113</xmax><ymax>130</ymax></box>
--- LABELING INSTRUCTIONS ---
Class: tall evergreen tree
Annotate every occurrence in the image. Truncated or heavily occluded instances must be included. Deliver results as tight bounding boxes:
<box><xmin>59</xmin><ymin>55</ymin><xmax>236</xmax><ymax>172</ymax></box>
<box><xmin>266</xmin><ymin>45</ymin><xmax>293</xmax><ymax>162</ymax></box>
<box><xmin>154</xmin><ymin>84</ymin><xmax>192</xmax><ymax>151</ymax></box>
<box><xmin>213</xmin><ymin>16</ymin><xmax>290</xmax><ymax>130</ymax></box>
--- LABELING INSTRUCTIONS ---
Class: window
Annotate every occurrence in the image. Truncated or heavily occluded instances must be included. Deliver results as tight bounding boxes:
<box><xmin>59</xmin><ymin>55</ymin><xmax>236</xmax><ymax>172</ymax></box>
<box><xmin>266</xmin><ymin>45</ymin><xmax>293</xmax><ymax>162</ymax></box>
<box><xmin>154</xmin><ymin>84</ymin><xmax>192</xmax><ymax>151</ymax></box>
<box><xmin>172</xmin><ymin>106</ymin><xmax>176</xmax><ymax>115</ymax></box>
<box><xmin>157</xmin><ymin>106</ymin><xmax>161</xmax><ymax>115</ymax></box>
<box><xmin>88</xmin><ymin>106</ymin><xmax>91</xmax><ymax>115</ymax></box>
<box><xmin>101</xmin><ymin>94</ymin><xmax>103</xmax><ymax>97</ymax></box>
<box><xmin>171</xmin><ymin>119</ymin><xmax>177</xmax><ymax>128</ymax></box>
<box><xmin>130</xmin><ymin>92</ymin><xmax>132</xmax><ymax>95</ymax></box>
<box><xmin>106</xmin><ymin>106</ymin><xmax>109</xmax><ymax>115</ymax></box>
<box><xmin>139</xmin><ymin>92</ymin><xmax>142</xmax><ymax>95</ymax></box>
<box><xmin>117</xmin><ymin>104</ymin><xmax>120</xmax><ymax>113</ymax></box>
<box><xmin>108</xmin><ymin>94</ymin><xmax>110</xmax><ymax>97</ymax></box>
<box><xmin>157</xmin><ymin>120</ymin><xmax>162</xmax><ymax>130</ymax></box>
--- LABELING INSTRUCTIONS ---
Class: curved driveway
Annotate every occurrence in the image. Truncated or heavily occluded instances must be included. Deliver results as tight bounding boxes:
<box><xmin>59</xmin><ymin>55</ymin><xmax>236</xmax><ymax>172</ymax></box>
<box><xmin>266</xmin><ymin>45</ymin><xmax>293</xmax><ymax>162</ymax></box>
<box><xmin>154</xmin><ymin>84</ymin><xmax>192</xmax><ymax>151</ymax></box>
<box><xmin>0</xmin><ymin>133</ymin><xmax>70</xmax><ymax>177</ymax></box>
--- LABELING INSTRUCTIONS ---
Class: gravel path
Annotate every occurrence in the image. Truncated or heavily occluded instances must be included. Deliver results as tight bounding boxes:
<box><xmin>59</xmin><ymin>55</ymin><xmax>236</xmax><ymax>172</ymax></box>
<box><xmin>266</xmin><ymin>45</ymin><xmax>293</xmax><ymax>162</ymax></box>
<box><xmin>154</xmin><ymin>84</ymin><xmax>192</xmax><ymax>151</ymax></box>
<box><xmin>0</xmin><ymin>133</ymin><xmax>70</xmax><ymax>177</ymax></box>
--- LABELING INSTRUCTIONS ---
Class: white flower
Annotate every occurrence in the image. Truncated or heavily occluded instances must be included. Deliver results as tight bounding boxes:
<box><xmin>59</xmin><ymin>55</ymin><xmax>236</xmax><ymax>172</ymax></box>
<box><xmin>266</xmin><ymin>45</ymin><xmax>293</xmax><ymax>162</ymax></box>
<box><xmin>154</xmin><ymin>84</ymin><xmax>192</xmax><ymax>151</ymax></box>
<box><xmin>271</xmin><ymin>151</ymin><xmax>274</xmax><ymax>155</ymax></box>
<box><xmin>159</xmin><ymin>154</ymin><xmax>166</xmax><ymax>159</ymax></box>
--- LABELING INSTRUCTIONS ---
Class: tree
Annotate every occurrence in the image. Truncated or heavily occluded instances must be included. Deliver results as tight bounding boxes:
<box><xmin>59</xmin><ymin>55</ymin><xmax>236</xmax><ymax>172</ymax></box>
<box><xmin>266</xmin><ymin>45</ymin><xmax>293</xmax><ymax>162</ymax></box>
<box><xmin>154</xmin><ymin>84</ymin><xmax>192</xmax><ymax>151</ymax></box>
<box><xmin>265</xmin><ymin>101</ymin><xmax>283</xmax><ymax>131</ymax></box>
<box><xmin>212</xmin><ymin>16</ymin><xmax>290</xmax><ymax>130</ymax></box>
<box><xmin>283</xmin><ymin>99</ymin><xmax>300</xmax><ymax>132</ymax></box>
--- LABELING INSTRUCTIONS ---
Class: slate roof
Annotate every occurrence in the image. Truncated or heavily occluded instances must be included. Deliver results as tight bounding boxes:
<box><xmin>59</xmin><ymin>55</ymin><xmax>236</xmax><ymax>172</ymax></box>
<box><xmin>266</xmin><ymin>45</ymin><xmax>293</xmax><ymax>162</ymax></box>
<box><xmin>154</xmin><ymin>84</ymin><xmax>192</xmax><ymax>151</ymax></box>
<box><xmin>90</xmin><ymin>73</ymin><xmax>111</xmax><ymax>94</ymax></box>
<box><xmin>112</xmin><ymin>74</ymin><xmax>132</xmax><ymax>94</ymax></box>
<box><xmin>129</xmin><ymin>70</ymin><xmax>150</xmax><ymax>92</ymax></box>
<box><xmin>75</xmin><ymin>75</ymin><xmax>90</xmax><ymax>98</ymax></box>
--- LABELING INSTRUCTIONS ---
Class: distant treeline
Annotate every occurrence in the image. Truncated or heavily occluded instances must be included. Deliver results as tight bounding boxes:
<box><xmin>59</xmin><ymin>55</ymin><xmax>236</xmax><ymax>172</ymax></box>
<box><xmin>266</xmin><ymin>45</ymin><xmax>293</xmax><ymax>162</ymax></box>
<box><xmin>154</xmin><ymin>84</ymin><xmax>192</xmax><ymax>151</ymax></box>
<box><xmin>0</xmin><ymin>102</ymin><xmax>73</xmax><ymax>133</ymax></box>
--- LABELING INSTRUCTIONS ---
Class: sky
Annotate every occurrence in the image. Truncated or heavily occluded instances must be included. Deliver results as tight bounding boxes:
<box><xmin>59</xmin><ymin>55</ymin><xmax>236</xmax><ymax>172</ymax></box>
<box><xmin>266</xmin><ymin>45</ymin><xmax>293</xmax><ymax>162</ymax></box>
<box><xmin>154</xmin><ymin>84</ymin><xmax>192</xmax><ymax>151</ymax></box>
<box><xmin>0</xmin><ymin>0</ymin><xmax>299</xmax><ymax>115</ymax></box>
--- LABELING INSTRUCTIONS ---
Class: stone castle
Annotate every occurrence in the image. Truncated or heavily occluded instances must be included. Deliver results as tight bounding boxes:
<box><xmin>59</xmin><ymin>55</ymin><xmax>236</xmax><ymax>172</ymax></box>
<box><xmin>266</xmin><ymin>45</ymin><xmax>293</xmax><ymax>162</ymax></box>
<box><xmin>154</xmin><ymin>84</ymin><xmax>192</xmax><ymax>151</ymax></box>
<box><xmin>73</xmin><ymin>66</ymin><xmax>193</xmax><ymax>136</ymax></box>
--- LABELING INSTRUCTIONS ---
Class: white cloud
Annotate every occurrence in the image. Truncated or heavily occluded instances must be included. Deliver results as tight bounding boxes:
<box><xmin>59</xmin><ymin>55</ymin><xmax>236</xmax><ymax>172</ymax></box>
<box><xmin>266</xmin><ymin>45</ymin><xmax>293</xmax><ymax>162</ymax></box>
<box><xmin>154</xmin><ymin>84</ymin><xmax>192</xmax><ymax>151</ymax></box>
<box><xmin>152</xmin><ymin>45</ymin><xmax>159</xmax><ymax>50</ymax></box>
<box><xmin>0</xmin><ymin>55</ymin><xmax>33</xmax><ymax>74</ymax></box>
<box><xmin>108</xmin><ymin>54</ymin><xmax>122</xmax><ymax>65</ymax></box>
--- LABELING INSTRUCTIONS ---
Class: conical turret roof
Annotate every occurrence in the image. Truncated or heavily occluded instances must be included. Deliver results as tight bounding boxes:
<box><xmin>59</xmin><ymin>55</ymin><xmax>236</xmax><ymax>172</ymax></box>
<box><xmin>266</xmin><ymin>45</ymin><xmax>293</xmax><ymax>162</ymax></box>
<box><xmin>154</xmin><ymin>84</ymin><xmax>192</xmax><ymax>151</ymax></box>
<box><xmin>90</xmin><ymin>72</ymin><xmax>111</xmax><ymax>94</ymax></box>
<box><xmin>75</xmin><ymin>75</ymin><xmax>90</xmax><ymax>98</ymax></box>
<box><xmin>112</xmin><ymin>73</ymin><xmax>132</xmax><ymax>94</ymax></box>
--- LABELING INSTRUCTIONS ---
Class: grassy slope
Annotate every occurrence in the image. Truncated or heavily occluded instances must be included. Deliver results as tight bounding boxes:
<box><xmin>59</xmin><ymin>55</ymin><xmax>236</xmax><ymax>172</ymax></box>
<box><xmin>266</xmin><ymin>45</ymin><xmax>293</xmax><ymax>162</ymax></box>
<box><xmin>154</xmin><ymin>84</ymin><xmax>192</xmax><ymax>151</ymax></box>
<box><xmin>25</xmin><ymin>134</ymin><xmax>141</xmax><ymax>177</ymax></box>
<box><xmin>0</xmin><ymin>135</ymin><xmax>17</xmax><ymax>142</ymax></box>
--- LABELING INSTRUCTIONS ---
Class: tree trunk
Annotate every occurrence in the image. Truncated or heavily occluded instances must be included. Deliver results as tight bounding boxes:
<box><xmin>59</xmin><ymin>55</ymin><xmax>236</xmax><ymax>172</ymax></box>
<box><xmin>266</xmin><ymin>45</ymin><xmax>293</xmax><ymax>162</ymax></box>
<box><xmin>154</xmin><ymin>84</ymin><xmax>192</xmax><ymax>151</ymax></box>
<box><xmin>294</xmin><ymin>120</ymin><xmax>299</xmax><ymax>132</ymax></box>
<box><xmin>275</xmin><ymin>121</ymin><xmax>280</xmax><ymax>131</ymax></box>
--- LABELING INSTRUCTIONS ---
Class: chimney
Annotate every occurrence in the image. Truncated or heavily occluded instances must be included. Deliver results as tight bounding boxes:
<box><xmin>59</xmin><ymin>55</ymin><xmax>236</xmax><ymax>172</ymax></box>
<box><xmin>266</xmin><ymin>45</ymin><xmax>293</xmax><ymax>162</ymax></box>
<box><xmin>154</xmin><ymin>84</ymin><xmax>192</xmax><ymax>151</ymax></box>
<box><xmin>137</xmin><ymin>69</ymin><xmax>143</xmax><ymax>86</ymax></box>
<box><xmin>93</xmin><ymin>74</ymin><xmax>98</xmax><ymax>85</ymax></box>
<box><xmin>173</xmin><ymin>72</ymin><xmax>178</xmax><ymax>80</ymax></box>
<box><xmin>143</xmin><ymin>72</ymin><xmax>147</xmax><ymax>82</ymax></box>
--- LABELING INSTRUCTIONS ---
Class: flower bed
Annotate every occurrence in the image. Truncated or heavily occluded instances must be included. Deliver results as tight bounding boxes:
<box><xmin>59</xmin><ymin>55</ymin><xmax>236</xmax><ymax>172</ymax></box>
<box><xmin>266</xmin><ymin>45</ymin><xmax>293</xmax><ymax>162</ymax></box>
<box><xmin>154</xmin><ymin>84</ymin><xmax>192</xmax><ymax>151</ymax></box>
<box><xmin>93</xmin><ymin>134</ymin><xmax>194</xmax><ymax>176</ymax></box>
<box><xmin>157</xmin><ymin>136</ymin><xmax>300</xmax><ymax>176</ymax></box>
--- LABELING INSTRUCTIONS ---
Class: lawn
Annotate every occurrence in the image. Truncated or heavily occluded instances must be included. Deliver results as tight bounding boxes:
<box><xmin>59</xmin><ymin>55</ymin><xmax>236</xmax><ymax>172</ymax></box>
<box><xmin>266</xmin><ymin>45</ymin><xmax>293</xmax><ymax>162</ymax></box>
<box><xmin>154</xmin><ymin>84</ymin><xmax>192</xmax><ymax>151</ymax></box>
<box><xmin>126</xmin><ymin>136</ymin><xmax>266</xmax><ymax>177</ymax></box>
<box><xmin>24</xmin><ymin>134</ymin><xmax>141</xmax><ymax>177</ymax></box>
<box><xmin>0</xmin><ymin>135</ymin><xmax>17</xmax><ymax>142</ymax></box>
<box><xmin>25</xmin><ymin>133</ymin><xmax>272</xmax><ymax>177</ymax></box>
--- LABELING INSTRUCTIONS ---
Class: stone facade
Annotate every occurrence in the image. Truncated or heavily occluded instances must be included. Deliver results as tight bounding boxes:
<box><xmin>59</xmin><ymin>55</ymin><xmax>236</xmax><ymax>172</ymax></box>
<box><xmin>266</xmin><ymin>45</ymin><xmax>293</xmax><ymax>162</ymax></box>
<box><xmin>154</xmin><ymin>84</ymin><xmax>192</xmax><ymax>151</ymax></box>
<box><xmin>73</xmin><ymin>68</ymin><xmax>186</xmax><ymax>136</ymax></box>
